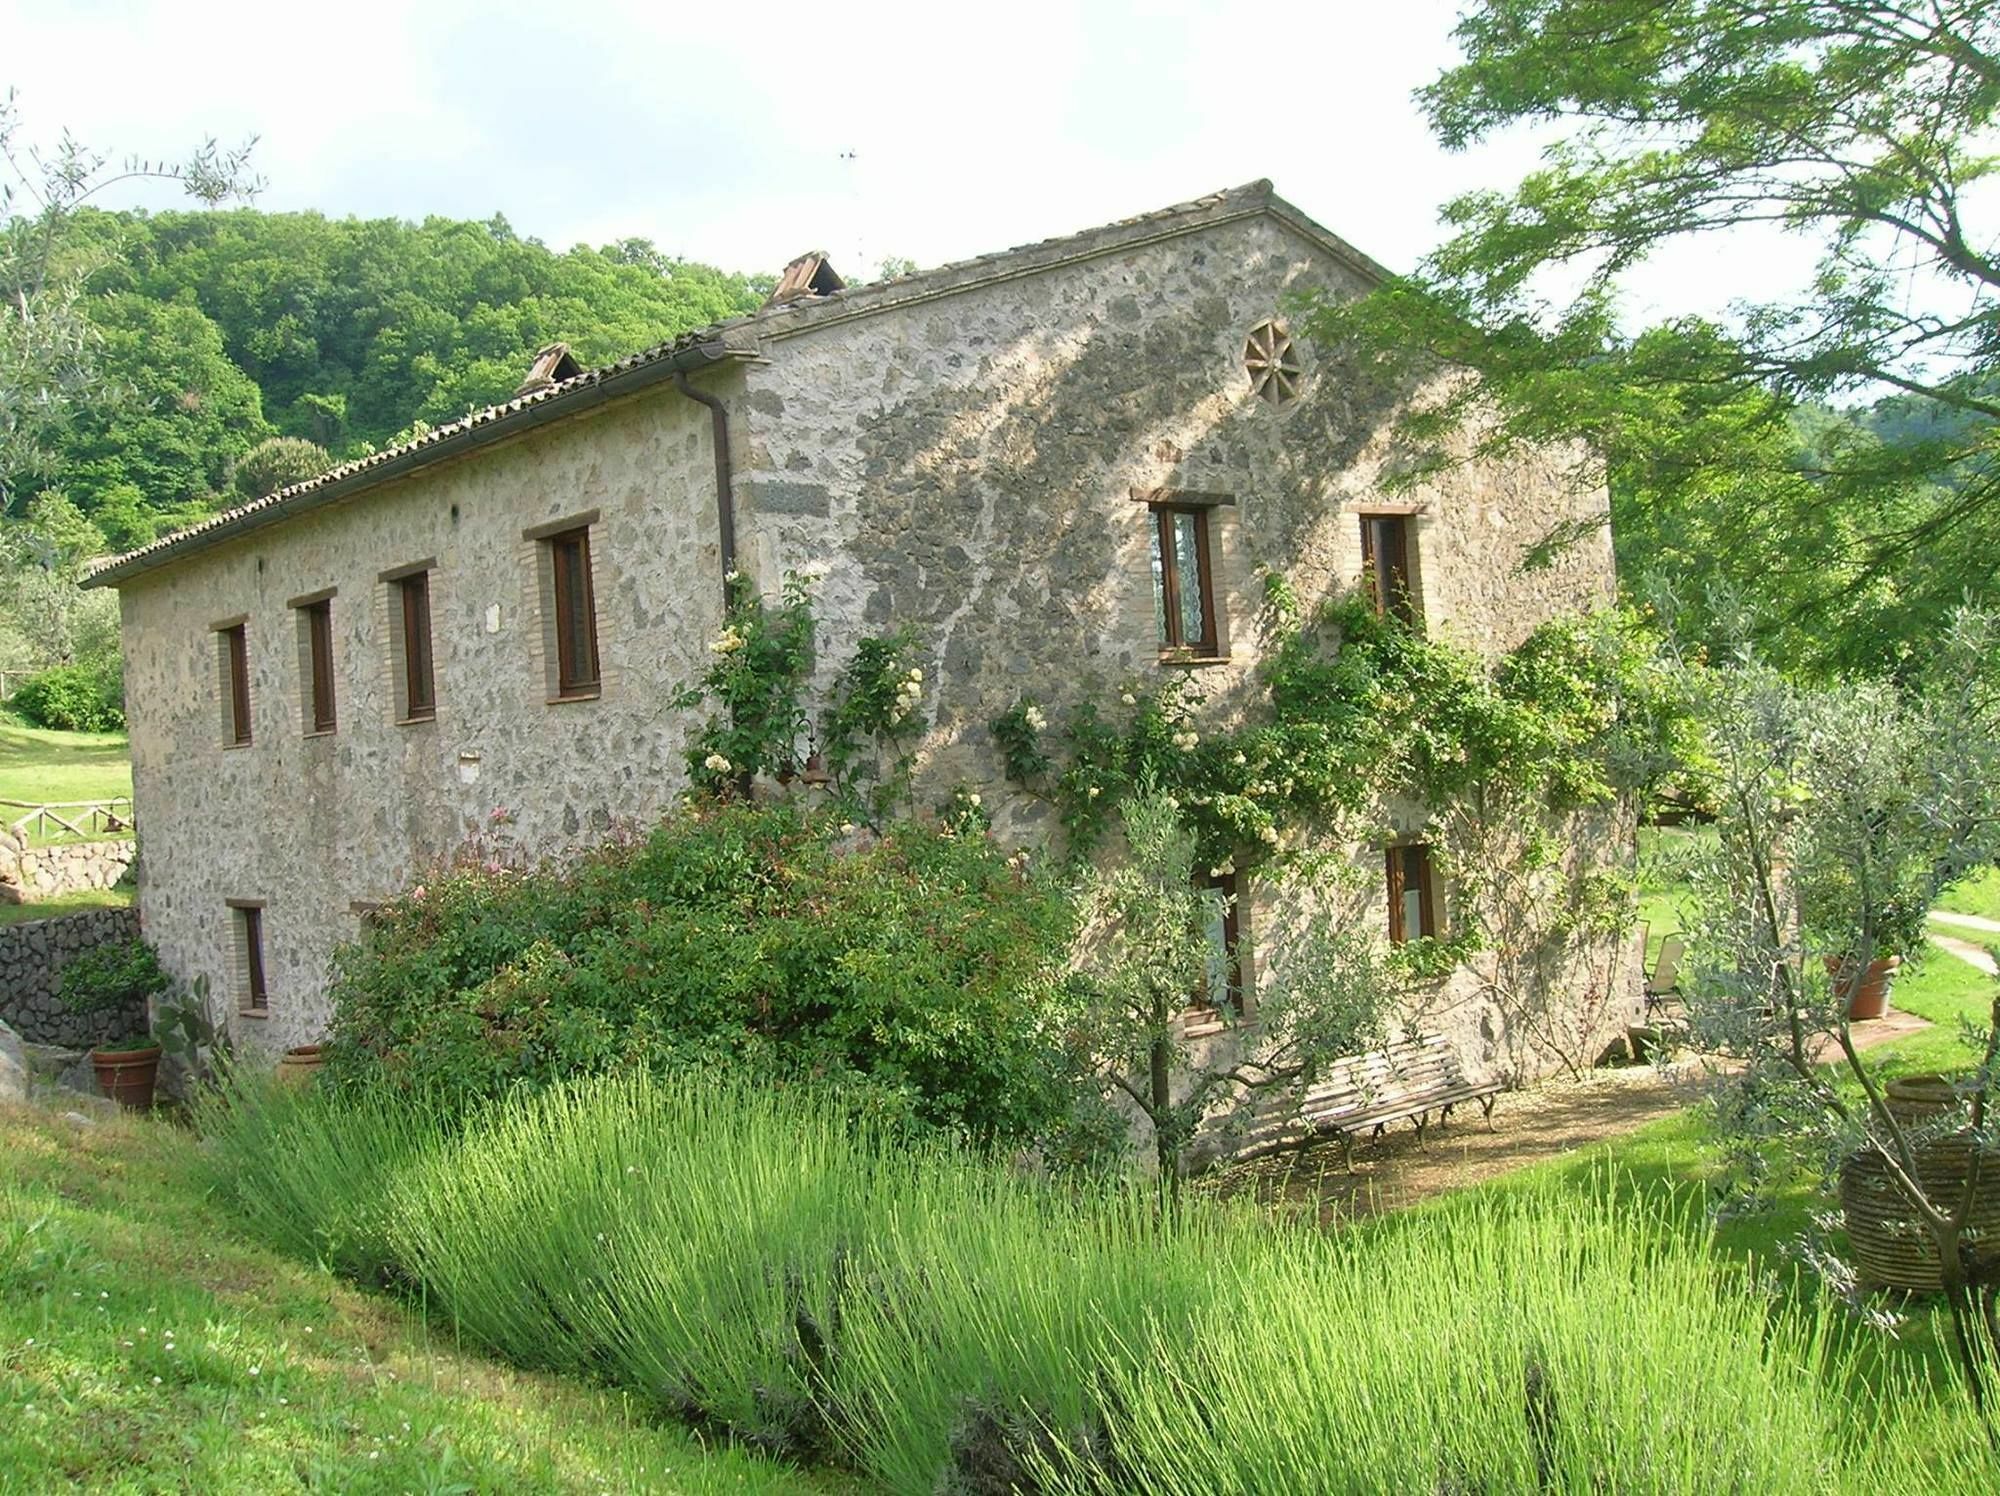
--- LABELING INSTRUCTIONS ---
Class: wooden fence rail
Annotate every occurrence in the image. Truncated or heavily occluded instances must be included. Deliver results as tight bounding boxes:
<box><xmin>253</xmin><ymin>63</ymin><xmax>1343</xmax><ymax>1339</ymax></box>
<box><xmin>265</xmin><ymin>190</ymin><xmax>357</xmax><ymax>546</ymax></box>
<box><xmin>0</xmin><ymin>798</ymin><xmax>136</xmax><ymax>843</ymax></box>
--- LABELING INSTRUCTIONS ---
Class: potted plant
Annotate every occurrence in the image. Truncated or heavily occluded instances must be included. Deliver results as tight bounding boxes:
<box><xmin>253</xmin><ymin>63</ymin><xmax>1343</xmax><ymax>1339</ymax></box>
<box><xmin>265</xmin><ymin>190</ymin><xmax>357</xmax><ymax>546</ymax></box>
<box><xmin>1821</xmin><ymin>897</ymin><xmax>1928</xmax><ymax>1021</ymax></box>
<box><xmin>56</xmin><ymin>938</ymin><xmax>172</xmax><ymax>1110</ymax></box>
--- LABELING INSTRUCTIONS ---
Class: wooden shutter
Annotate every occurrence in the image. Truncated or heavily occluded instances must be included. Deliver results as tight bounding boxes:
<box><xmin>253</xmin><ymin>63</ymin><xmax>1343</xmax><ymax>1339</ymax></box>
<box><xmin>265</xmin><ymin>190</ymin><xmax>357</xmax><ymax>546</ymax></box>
<box><xmin>224</xmin><ymin>625</ymin><xmax>252</xmax><ymax>744</ymax></box>
<box><xmin>306</xmin><ymin>601</ymin><xmax>336</xmax><ymax>733</ymax></box>
<box><xmin>241</xmin><ymin>906</ymin><xmax>268</xmax><ymax>1011</ymax></box>
<box><xmin>1387</xmin><ymin>844</ymin><xmax>1436</xmax><ymax>943</ymax></box>
<box><xmin>401</xmin><ymin>573</ymin><xmax>435</xmax><ymax>719</ymax></box>
<box><xmin>549</xmin><ymin>529</ymin><xmax>601</xmax><ymax>696</ymax></box>
<box><xmin>1362</xmin><ymin>516</ymin><xmax>1418</xmax><ymax>624</ymax></box>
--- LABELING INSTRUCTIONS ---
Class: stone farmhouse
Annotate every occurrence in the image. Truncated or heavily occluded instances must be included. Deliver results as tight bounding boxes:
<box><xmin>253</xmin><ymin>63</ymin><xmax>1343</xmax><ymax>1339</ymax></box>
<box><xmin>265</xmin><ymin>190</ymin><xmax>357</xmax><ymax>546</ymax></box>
<box><xmin>87</xmin><ymin>180</ymin><xmax>1626</xmax><ymax>1072</ymax></box>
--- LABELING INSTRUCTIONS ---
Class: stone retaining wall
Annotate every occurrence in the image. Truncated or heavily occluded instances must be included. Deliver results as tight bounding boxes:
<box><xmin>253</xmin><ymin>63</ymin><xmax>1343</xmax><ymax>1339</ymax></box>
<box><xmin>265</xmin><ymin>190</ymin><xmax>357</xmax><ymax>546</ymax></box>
<box><xmin>0</xmin><ymin>905</ymin><xmax>146</xmax><ymax>1047</ymax></box>
<box><xmin>0</xmin><ymin>832</ymin><xmax>137</xmax><ymax>904</ymax></box>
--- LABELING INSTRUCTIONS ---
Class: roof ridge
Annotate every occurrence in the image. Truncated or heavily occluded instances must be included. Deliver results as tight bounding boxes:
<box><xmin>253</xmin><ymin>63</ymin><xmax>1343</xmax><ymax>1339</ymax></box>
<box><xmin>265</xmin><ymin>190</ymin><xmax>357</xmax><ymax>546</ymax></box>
<box><xmin>88</xmin><ymin>179</ymin><xmax>1383</xmax><ymax>587</ymax></box>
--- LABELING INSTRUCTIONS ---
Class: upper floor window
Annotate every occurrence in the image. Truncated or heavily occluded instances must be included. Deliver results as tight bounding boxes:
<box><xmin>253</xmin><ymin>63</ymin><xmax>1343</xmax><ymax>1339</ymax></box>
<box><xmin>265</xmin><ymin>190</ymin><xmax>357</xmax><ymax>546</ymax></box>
<box><xmin>1360</xmin><ymin>513</ymin><xmax>1419</xmax><ymax>624</ymax></box>
<box><xmin>216</xmin><ymin>620</ymin><xmax>252</xmax><ymax>746</ymax></box>
<box><xmin>293</xmin><ymin>594</ymin><xmax>337</xmax><ymax>735</ymax></box>
<box><xmin>390</xmin><ymin>567</ymin><xmax>436</xmax><ymax>722</ymax></box>
<box><xmin>1386</xmin><ymin>842</ymin><xmax>1437</xmax><ymax>944</ymax></box>
<box><xmin>532</xmin><ymin>521</ymin><xmax>601</xmax><ymax>701</ymax></box>
<box><xmin>1150</xmin><ymin>504</ymin><xmax>1219</xmax><ymax>658</ymax></box>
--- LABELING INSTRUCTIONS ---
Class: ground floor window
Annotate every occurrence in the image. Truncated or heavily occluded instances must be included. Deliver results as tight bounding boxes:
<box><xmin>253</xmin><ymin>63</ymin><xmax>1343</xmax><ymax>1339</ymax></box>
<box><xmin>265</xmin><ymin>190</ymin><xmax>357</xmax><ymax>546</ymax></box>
<box><xmin>229</xmin><ymin>901</ymin><xmax>268</xmax><ymax>1015</ymax></box>
<box><xmin>1196</xmin><ymin>871</ymin><xmax>1245</xmax><ymax>1014</ymax></box>
<box><xmin>1386</xmin><ymin>843</ymin><xmax>1437</xmax><ymax>943</ymax></box>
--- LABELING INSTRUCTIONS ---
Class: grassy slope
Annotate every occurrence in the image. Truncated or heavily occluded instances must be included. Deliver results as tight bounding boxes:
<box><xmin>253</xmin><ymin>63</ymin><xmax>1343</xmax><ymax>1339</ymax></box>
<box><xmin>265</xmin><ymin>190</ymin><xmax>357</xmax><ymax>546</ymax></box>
<box><xmin>0</xmin><ymin>724</ymin><xmax>136</xmax><ymax>919</ymax></box>
<box><xmin>1938</xmin><ymin>866</ymin><xmax>2000</xmax><ymax>923</ymax></box>
<box><xmin>0</xmin><ymin>724</ymin><xmax>133</xmax><ymax>808</ymax></box>
<box><xmin>0</xmin><ymin>1103</ymin><xmax>833</xmax><ymax>1495</ymax></box>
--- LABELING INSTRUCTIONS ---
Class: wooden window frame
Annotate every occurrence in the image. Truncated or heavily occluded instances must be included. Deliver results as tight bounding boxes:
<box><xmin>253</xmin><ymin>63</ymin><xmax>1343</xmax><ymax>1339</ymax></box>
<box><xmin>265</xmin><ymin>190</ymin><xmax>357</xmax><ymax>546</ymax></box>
<box><xmin>1360</xmin><ymin>513</ymin><xmax>1420</xmax><ymax>625</ymax></box>
<box><xmin>397</xmin><ymin>570</ymin><xmax>436</xmax><ymax>722</ymax></box>
<box><xmin>218</xmin><ymin>621</ymin><xmax>252</xmax><ymax>746</ymax></box>
<box><xmin>1151</xmin><ymin>503</ymin><xmax>1221</xmax><ymax>659</ymax></box>
<box><xmin>1386</xmin><ymin>842</ymin><xmax>1439</xmax><ymax>944</ymax></box>
<box><xmin>544</xmin><ymin>526</ymin><xmax>602</xmax><ymax>701</ymax></box>
<box><xmin>1188</xmin><ymin>871</ymin><xmax>1247</xmax><ymax>1025</ymax></box>
<box><xmin>228</xmin><ymin>899</ymin><xmax>269</xmax><ymax>1016</ymax></box>
<box><xmin>297</xmin><ymin>596</ymin><xmax>337</xmax><ymax>735</ymax></box>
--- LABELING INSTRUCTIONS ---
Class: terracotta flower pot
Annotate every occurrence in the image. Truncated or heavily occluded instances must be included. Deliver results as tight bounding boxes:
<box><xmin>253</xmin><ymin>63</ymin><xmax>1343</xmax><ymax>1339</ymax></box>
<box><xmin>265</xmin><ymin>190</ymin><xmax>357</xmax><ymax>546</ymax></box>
<box><xmin>90</xmin><ymin>1044</ymin><xmax>162</xmax><ymax>1111</ymax></box>
<box><xmin>278</xmin><ymin>1044</ymin><xmax>326</xmax><ymax>1086</ymax></box>
<box><xmin>1825</xmin><ymin>954</ymin><xmax>1901</xmax><ymax>1021</ymax></box>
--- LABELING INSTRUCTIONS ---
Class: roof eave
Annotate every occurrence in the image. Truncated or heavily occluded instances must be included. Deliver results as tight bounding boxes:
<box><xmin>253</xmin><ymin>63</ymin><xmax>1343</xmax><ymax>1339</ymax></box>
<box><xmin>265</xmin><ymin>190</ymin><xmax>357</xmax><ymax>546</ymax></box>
<box><xmin>84</xmin><ymin>339</ymin><xmax>747</xmax><ymax>589</ymax></box>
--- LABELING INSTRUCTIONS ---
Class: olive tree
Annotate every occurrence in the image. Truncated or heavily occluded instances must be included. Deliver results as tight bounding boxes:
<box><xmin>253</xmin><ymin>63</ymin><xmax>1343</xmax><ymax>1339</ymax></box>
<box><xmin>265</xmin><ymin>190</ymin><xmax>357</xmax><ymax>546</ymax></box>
<box><xmin>1681</xmin><ymin>607</ymin><xmax>2000</xmax><ymax>1409</ymax></box>
<box><xmin>1061</xmin><ymin>786</ymin><xmax>1418</xmax><ymax>1194</ymax></box>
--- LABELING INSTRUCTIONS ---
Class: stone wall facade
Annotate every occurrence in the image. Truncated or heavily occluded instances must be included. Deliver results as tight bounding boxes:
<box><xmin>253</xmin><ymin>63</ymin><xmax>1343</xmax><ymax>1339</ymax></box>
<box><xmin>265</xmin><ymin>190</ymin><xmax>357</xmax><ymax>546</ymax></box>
<box><xmin>0</xmin><ymin>905</ymin><xmax>146</xmax><ymax>1048</ymax></box>
<box><xmin>735</xmin><ymin>208</ymin><xmax>1631</xmax><ymax>1087</ymax></box>
<box><xmin>107</xmin><ymin>184</ymin><xmax>1634</xmax><ymax>1082</ymax></box>
<box><xmin>116</xmin><ymin>388</ymin><xmax>726</xmax><ymax>1054</ymax></box>
<box><xmin>0</xmin><ymin>833</ymin><xmax>137</xmax><ymax>904</ymax></box>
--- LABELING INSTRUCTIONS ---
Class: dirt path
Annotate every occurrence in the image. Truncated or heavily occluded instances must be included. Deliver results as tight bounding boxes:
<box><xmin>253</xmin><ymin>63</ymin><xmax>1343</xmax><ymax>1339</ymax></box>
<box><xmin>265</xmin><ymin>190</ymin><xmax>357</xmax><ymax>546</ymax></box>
<box><xmin>1927</xmin><ymin>913</ymin><xmax>1999</xmax><ymax>974</ymax></box>
<box><xmin>1207</xmin><ymin>1005</ymin><xmax>1933</xmax><ymax>1227</ymax></box>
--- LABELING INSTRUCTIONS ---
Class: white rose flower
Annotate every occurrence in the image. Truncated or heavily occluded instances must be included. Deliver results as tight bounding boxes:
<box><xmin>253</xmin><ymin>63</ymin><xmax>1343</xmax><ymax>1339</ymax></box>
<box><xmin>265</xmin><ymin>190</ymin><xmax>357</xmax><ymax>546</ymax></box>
<box><xmin>967</xmin><ymin>793</ymin><xmax>982</xmax><ymax>808</ymax></box>
<box><xmin>703</xmin><ymin>752</ymin><xmax>733</xmax><ymax>773</ymax></box>
<box><xmin>1120</xmin><ymin>692</ymin><xmax>1137</xmax><ymax>706</ymax></box>
<box><xmin>1023</xmin><ymin>705</ymin><xmax>1048</xmax><ymax>731</ymax></box>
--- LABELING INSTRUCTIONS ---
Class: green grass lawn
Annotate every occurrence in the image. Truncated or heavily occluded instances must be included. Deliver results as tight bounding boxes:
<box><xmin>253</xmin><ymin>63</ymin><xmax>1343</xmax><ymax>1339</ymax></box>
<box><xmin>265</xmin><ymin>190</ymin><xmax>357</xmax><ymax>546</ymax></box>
<box><xmin>0</xmin><ymin>886</ymin><xmax>133</xmax><ymax>928</ymax></box>
<box><xmin>0</xmin><ymin>1103</ymin><xmax>838</xmax><ymax>1494</ymax></box>
<box><xmin>0</xmin><ymin>724</ymin><xmax>133</xmax><ymax>850</ymax></box>
<box><xmin>1636</xmin><ymin>822</ymin><xmax>1714</xmax><ymax>971</ymax></box>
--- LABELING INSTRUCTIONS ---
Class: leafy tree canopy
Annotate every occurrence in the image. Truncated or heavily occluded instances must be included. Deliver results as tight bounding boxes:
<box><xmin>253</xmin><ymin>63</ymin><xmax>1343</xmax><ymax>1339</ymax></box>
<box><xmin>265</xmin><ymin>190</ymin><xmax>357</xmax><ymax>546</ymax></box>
<box><xmin>8</xmin><ymin>204</ymin><xmax>769</xmax><ymax>543</ymax></box>
<box><xmin>1306</xmin><ymin>1</ymin><xmax>1999</xmax><ymax>676</ymax></box>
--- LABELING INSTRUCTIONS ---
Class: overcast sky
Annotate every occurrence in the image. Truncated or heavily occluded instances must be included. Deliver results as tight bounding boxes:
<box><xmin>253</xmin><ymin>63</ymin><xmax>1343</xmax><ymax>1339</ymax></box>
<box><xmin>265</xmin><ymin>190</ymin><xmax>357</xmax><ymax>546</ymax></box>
<box><xmin>7</xmin><ymin>0</ymin><xmax>1797</xmax><ymax>317</ymax></box>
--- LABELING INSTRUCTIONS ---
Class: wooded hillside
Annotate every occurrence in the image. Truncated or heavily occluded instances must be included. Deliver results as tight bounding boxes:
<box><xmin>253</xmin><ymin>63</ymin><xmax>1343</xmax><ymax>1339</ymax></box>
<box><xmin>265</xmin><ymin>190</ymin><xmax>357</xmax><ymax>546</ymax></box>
<box><xmin>45</xmin><ymin>208</ymin><xmax>768</xmax><ymax>548</ymax></box>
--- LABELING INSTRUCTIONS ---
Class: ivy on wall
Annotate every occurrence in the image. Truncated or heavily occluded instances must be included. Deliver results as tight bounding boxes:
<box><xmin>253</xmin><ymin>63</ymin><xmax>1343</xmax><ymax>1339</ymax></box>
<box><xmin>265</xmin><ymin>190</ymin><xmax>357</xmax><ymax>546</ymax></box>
<box><xmin>993</xmin><ymin>577</ymin><xmax>1694</xmax><ymax>872</ymax></box>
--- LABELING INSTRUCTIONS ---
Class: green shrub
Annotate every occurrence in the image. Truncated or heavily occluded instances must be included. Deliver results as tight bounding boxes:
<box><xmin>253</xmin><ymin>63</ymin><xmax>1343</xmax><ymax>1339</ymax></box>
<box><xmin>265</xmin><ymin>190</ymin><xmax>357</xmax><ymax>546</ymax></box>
<box><xmin>323</xmin><ymin>801</ymin><xmax>1081</xmax><ymax>1148</ymax></box>
<box><xmin>203</xmin><ymin>1074</ymin><xmax>1997</xmax><ymax>1494</ymax></box>
<box><xmin>57</xmin><ymin>937</ymin><xmax>168</xmax><ymax>1017</ymax></box>
<box><xmin>230</xmin><ymin>435</ymin><xmax>332</xmax><ymax>501</ymax></box>
<box><xmin>9</xmin><ymin>660</ymin><xmax>125</xmax><ymax>732</ymax></box>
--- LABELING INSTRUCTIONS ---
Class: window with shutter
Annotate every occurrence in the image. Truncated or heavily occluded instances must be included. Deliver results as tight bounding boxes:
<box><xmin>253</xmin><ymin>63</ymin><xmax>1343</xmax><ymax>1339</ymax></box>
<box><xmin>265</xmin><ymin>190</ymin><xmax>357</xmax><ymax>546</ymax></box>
<box><xmin>230</xmin><ymin>901</ymin><xmax>269</xmax><ymax>1015</ymax></box>
<box><xmin>302</xmin><ymin>598</ymin><xmax>336</xmax><ymax>734</ymax></box>
<box><xmin>1360</xmin><ymin>514</ymin><xmax>1420</xmax><ymax>624</ymax></box>
<box><xmin>1386</xmin><ymin>843</ymin><xmax>1438</xmax><ymax>943</ymax></box>
<box><xmin>1149</xmin><ymin>504</ymin><xmax>1220</xmax><ymax>657</ymax></box>
<box><xmin>546</xmin><ymin>527</ymin><xmax>601</xmax><ymax>698</ymax></box>
<box><xmin>1191</xmin><ymin>871</ymin><xmax>1247</xmax><ymax>1018</ymax></box>
<box><xmin>399</xmin><ymin>571</ymin><xmax>435</xmax><ymax>721</ymax></box>
<box><xmin>218</xmin><ymin>623</ymin><xmax>252</xmax><ymax>746</ymax></box>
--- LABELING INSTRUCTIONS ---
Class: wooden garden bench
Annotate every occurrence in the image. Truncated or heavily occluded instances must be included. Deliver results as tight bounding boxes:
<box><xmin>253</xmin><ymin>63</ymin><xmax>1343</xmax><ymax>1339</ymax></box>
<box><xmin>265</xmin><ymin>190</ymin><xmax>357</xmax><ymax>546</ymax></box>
<box><xmin>1295</xmin><ymin>1032</ymin><xmax>1502</xmax><ymax>1171</ymax></box>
